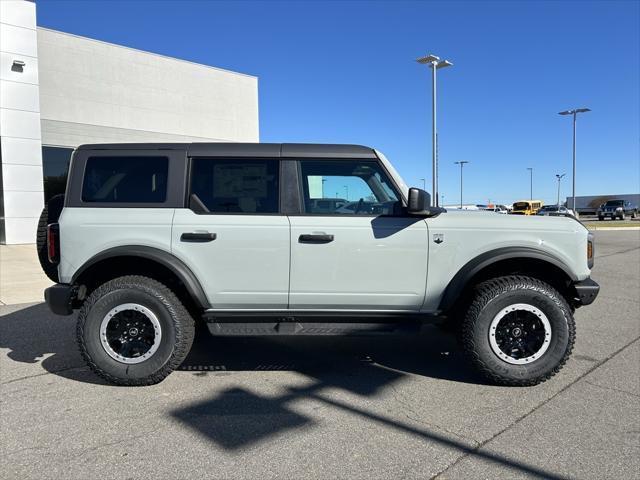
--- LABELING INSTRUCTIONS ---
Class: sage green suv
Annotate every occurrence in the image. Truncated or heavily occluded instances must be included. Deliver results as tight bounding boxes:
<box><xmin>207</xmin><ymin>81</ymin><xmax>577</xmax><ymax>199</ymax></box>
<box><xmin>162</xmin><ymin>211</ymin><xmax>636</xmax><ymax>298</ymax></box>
<box><xmin>41</xmin><ymin>143</ymin><xmax>599</xmax><ymax>386</ymax></box>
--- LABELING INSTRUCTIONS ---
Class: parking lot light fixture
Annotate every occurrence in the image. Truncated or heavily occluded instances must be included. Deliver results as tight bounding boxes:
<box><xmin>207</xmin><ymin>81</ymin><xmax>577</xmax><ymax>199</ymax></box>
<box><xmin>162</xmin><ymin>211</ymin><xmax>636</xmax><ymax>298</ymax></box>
<box><xmin>454</xmin><ymin>161</ymin><xmax>469</xmax><ymax>209</ymax></box>
<box><xmin>416</xmin><ymin>53</ymin><xmax>453</xmax><ymax>207</ymax></box>
<box><xmin>558</xmin><ymin>108</ymin><xmax>591</xmax><ymax>213</ymax></box>
<box><xmin>555</xmin><ymin>173</ymin><xmax>566</xmax><ymax>207</ymax></box>
<box><xmin>527</xmin><ymin>167</ymin><xmax>533</xmax><ymax>200</ymax></box>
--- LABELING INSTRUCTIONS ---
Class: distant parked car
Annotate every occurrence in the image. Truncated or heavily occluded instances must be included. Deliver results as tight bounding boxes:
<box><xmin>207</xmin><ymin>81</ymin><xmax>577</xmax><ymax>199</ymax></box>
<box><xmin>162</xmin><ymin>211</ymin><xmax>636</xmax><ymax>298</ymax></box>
<box><xmin>597</xmin><ymin>200</ymin><xmax>638</xmax><ymax>220</ymax></box>
<box><xmin>335</xmin><ymin>200</ymin><xmax>397</xmax><ymax>215</ymax></box>
<box><xmin>537</xmin><ymin>205</ymin><xmax>574</xmax><ymax>217</ymax></box>
<box><xmin>482</xmin><ymin>205</ymin><xmax>508</xmax><ymax>214</ymax></box>
<box><xmin>309</xmin><ymin>198</ymin><xmax>348</xmax><ymax>213</ymax></box>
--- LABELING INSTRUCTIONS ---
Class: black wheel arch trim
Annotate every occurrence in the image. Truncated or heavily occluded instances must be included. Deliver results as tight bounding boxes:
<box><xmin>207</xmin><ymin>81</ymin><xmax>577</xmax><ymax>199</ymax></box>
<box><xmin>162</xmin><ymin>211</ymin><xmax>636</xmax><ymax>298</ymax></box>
<box><xmin>438</xmin><ymin>246</ymin><xmax>578</xmax><ymax>312</ymax></box>
<box><xmin>71</xmin><ymin>245</ymin><xmax>209</xmax><ymax>309</ymax></box>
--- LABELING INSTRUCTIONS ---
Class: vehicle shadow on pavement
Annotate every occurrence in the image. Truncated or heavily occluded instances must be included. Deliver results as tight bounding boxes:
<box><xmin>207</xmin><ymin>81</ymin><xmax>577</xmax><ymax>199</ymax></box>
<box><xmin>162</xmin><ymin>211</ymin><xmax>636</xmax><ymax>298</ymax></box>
<box><xmin>1</xmin><ymin>304</ymin><xmax>567</xmax><ymax>479</ymax></box>
<box><xmin>1</xmin><ymin>303</ymin><xmax>484</xmax><ymax>386</ymax></box>
<box><xmin>0</xmin><ymin>303</ymin><xmax>108</xmax><ymax>385</ymax></box>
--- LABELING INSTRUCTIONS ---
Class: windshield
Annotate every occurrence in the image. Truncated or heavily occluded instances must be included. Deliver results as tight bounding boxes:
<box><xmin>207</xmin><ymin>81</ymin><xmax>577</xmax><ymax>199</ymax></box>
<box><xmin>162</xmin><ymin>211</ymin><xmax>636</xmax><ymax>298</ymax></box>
<box><xmin>513</xmin><ymin>202</ymin><xmax>530</xmax><ymax>210</ymax></box>
<box><xmin>604</xmin><ymin>200</ymin><xmax>624</xmax><ymax>207</ymax></box>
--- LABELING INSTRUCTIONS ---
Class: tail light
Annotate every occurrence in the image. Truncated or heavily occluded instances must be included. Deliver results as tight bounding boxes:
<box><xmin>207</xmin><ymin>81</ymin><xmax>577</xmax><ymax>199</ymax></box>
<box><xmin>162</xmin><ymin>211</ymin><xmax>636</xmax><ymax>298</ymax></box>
<box><xmin>587</xmin><ymin>232</ymin><xmax>594</xmax><ymax>269</ymax></box>
<box><xmin>47</xmin><ymin>223</ymin><xmax>60</xmax><ymax>264</ymax></box>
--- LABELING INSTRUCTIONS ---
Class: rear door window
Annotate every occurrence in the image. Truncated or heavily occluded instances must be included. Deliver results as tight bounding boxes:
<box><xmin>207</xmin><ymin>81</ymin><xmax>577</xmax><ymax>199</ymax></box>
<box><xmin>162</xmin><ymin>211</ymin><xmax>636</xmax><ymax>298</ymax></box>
<box><xmin>190</xmin><ymin>158</ymin><xmax>280</xmax><ymax>214</ymax></box>
<box><xmin>82</xmin><ymin>156</ymin><xmax>168</xmax><ymax>203</ymax></box>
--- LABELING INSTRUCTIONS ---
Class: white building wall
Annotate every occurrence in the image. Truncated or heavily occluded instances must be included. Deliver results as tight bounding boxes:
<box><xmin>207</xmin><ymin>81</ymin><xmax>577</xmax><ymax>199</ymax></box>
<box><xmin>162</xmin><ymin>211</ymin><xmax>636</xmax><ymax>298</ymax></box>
<box><xmin>0</xmin><ymin>2</ymin><xmax>259</xmax><ymax>244</ymax></box>
<box><xmin>37</xmin><ymin>28</ymin><xmax>259</xmax><ymax>147</ymax></box>
<box><xmin>0</xmin><ymin>0</ymin><xmax>44</xmax><ymax>244</ymax></box>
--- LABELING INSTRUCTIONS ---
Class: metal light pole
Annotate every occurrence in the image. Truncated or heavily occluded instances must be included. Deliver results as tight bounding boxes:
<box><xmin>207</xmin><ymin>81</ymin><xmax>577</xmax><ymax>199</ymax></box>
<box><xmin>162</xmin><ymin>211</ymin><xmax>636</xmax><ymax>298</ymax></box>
<box><xmin>454</xmin><ymin>161</ymin><xmax>469</xmax><ymax>209</ymax></box>
<box><xmin>527</xmin><ymin>167</ymin><xmax>533</xmax><ymax>200</ymax></box>
<box><xmin>344</xmin><ymin>185</ymin><xmax>349</xmax><ymax>200</ymax></box>
<box><xmin>555</xmin><ymin>173</ymin><xmax>566</xmax><ymax>207</ymax></box>
<box><xmin>559</xmin><ymin>108</ymin><xmax>591</xmax><ymax>213</ymax></box>
<box><xmin>420</xmin><ymin>178</ymin><xmax>426</xmax><ymax>190</ymax></box>
<box><xmin>417</xmin><ymin>54</ymin><xmax>453</xmax><ymax>207</ymax></box>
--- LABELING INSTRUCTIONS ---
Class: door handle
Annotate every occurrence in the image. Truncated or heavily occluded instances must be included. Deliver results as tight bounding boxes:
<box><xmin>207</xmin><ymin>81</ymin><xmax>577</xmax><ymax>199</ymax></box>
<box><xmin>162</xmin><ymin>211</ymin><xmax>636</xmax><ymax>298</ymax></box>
<box><xmin>299</xmin><ymin>234</ymin><xmax>334</xmax><ymax>244</ymax></box>
<box><xmin>180</xmin><ymin>232</ymin><xmax>217</xmax><ymax>242</ymax></box>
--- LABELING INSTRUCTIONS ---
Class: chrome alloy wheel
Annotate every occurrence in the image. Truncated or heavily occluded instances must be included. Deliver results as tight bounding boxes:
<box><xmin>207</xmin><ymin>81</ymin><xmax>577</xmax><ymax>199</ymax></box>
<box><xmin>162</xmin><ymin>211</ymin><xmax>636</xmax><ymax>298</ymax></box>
<box><xmin>489</xmin><ymin>303</ymin><xmax>552</xmax><ymax>365</ymax></box>
<box><xmin>99</xmin><ymin>303</ymin><xmax>162</xmax><ymax>364</ymax></box>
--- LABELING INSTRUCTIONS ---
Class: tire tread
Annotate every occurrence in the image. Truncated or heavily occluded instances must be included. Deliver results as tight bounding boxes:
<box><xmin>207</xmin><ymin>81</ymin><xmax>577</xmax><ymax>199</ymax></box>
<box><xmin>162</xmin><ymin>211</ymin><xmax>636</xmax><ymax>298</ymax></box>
<box><xmin>77</xmin><ymin>275</ymin><xmax>195</xmax><ymax>386</ymax></box>
<box><xmin>461</xmin><ymin>275</ymin><xmax>576</xmax><ymax>387</ymax></box>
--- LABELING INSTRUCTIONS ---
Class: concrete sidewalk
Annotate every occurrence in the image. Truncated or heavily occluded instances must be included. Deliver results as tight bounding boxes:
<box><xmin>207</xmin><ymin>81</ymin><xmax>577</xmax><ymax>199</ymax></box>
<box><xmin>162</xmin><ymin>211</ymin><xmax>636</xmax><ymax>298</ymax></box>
<box><xmin>0</xmin><ymin>244</ymin><xmax>53</xmax><ymax>305</ymax></box>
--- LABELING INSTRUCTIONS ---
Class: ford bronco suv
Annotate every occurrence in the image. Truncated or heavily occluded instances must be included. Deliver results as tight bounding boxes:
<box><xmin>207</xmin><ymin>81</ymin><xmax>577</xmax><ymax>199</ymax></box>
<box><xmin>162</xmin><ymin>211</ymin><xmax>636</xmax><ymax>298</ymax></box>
<box><xmin>41</xmin><ymin>143</ymin><xmax>599</xmax><ymax>386</ymax></box>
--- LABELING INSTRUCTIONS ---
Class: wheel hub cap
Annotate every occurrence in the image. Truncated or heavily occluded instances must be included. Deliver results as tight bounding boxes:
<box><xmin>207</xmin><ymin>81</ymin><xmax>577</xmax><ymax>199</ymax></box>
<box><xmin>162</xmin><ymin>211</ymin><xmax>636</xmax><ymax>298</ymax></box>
<box><xmin>489</xmin><ymin>303</ymin><xmax>552</xmax><ymax>365</ymax></box>
<box><xmin>99</xmin><ymin>303</ymin><xmax>162</xmax><ymax>364</ymax></box>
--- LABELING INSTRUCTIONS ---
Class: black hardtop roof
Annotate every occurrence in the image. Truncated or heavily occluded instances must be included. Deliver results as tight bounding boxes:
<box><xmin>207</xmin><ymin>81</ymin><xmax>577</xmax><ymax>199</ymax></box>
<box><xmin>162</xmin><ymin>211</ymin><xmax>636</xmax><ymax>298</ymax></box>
<box><xmin>75</xmin><ymin>142</ymin><xmax>377</xmax><ymax>159</ymax></box>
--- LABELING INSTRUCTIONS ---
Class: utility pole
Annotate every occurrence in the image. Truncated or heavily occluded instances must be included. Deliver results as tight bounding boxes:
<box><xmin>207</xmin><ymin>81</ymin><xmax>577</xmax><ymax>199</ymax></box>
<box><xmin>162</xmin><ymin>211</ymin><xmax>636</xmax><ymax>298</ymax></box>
<box><xmin>558</xmin><ymin>108</ymin><xmax>591</xmax><ymax>213</ymax></box>
<box><xmin>454</xmin><ymin>161</ymin><xmax>469</xmax><ymax>209</ymax></box>
<box><xmin>555</xmin><ymin>173</ymin><xmax>566</xmax><ymax>207</ymax></box>
<box><xmin>527</xmin><ymin>167</ymin><xmax>533</xmax><ymax>200</ymax></box>
<box><xmin>416</xmin><ymin>54</ymin><xmax>453</xmax><ymax>207</ymax></box>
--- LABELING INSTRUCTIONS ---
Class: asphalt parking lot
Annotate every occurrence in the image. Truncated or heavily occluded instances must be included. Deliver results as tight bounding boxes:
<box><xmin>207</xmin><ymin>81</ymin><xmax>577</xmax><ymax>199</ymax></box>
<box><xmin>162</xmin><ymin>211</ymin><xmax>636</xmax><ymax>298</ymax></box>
<box><xmin>1</xmin><ymin>230</ymin><xmax>638</xmax><ymax>480</ymax></box>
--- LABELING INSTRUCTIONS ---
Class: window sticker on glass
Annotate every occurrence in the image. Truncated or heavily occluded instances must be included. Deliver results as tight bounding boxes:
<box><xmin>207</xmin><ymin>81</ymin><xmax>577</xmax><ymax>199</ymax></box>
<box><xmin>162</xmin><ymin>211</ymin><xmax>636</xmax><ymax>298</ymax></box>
<box><xmin>213</xmin><ymin>164</ymin><xmax>270</xmax><ymax>198</ymax></box>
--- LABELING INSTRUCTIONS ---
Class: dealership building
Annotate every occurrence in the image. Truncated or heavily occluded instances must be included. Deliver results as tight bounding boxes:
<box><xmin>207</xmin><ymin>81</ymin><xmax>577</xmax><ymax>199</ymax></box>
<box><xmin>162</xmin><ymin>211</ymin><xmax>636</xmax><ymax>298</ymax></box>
<box><xmin>0</xmin><ymin>0</ymin><xmax>259</xmax><ymax>244</ymax></box>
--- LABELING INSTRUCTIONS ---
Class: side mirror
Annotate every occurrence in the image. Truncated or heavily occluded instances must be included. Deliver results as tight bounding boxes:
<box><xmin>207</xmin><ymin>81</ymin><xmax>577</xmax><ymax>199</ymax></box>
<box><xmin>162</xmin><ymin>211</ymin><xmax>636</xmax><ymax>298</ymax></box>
<box><xmin>407</xmin><ymin>188</ymin><xmax>432</xmax><ymax>215</ymax></box>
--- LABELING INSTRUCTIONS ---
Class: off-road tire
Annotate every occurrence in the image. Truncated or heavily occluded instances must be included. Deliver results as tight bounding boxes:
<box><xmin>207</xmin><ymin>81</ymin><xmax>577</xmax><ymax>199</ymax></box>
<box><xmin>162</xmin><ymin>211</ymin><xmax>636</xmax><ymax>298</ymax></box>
<box><xmin>77</xmin><ymin>275</ymin><xmax>195</xmax><ymax>386</ymax></box>
<box><xmin>461</xmin><ymin>275</ymin><xmax>575</xmax><ymax>386</ymax></box>
<box><xmin>36</xmin><ymin>194</ymin><xmax>65</xmax><ymax>282</ymax></box>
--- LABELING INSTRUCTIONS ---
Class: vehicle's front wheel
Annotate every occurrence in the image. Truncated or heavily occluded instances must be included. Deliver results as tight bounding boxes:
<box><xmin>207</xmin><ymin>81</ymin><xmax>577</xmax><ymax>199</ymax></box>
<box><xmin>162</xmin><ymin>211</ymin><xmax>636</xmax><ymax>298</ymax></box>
<box><xmin>77</xmin><ymin>275</ymin><xmax>195</xmax><ymax>386</ymax></box>
<box><xmin>461</xmin><ymin>275</ymin><xmax>575</xmax><ymax>386</ymax></box>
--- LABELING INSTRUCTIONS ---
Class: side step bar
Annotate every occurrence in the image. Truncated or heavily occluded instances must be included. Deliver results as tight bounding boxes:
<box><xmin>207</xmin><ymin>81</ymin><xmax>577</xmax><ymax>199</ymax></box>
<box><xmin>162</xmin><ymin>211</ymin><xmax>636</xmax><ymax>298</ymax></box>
<box><xmin>205</xmin><ymin>321</ymin><xmax>430</xmax><ymax>336</ymax></box>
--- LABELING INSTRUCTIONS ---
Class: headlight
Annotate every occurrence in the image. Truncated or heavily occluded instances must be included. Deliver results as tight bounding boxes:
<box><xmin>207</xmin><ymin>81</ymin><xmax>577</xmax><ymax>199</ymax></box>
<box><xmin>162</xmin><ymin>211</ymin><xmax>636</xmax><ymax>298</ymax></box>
<box><xmin>587</xmin><ymin>233</ymin><xmax>594</xmax><ymax>269</ymax></box>
<box><xmin>616</xmin><ymin>207</ymin><xmax>623</xmax><ymax>211</ymax></box>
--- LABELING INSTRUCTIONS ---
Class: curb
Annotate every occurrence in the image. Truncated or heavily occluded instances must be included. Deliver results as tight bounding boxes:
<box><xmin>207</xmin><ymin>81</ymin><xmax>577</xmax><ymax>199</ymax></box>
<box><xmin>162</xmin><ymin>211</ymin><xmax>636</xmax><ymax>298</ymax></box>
<box><xmin>585</xmin><ymin>226</ymin><xmax>640</xmax><ymax>231</ymax></box>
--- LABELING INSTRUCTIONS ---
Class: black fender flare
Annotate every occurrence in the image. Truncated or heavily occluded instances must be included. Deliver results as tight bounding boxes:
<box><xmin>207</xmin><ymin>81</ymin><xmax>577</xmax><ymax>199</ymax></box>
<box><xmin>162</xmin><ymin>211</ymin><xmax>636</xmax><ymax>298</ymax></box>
<box><xmin>71</xmin><ymin>245</ymin><xmax>209</xmax><ymax>309</ymax></box>
<box><xmin>438</xmin><ymin>246</ymin><xmax>578</xmax><ymax>312</ymax></box>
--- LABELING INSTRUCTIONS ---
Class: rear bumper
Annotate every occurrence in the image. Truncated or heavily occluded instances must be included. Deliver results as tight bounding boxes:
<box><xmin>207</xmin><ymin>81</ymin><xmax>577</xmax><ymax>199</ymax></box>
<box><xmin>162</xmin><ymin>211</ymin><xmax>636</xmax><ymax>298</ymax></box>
<box><xmin>573</xmin><ymin>278</ymin><xmax>600</xmax><ymax>307</ymax></box>
<box><xmin>44</xmin><ymin>284</ymin><xmax>76</xmax><ymax>316</ymax></box>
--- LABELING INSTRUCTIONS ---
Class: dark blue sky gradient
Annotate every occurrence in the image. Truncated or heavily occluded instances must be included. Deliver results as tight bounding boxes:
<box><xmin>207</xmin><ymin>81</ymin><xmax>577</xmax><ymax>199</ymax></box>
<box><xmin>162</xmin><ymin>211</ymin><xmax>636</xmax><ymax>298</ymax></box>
<box><xmin>36</xmin><ymin>0</ymin><xmax>639</xmax><ymax>204</ymax></box>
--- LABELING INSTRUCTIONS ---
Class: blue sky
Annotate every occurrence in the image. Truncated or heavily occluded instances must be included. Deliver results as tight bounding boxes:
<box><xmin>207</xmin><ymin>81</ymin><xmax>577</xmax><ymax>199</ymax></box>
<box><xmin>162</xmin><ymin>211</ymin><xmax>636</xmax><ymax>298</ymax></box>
<box><xmin>37</xmin><ymin>0</ymin><xmax>639</xmax><ymax>205</ymax></box>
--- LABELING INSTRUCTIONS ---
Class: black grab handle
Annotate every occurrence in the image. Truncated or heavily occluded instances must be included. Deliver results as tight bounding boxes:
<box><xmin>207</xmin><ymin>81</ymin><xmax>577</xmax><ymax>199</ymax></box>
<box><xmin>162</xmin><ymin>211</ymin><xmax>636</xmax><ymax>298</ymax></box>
<box><xmin>180</xmin><ymin>232</ymin><xmax>217</xmax><ymax>242</ymax></box>
<box><xmin>299</xmin><ymin>234</ymin><xmax>334</xmax><ymax>244</ymax></box>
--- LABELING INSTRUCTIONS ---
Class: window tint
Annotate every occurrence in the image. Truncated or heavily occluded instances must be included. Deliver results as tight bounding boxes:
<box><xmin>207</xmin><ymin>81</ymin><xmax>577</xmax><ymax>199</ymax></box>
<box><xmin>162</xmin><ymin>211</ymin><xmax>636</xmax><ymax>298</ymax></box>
<box><xmin>300</xmin><ymin>160</ymin><xmax>401</xmax><ymax>215</ymax></box>
<box><xmin>42</xmin><ymin>146</ymin><xmax>73</xmax><ymax>202</ymax></box>
<box><xmin>190</xmin><ymin>158</ymin><xmax>279</xmax><ymax>214</ymax></box>
<box><xmin>82</xmin><ymin>156</ymin><xmax>168</xmax><ymax>203</ymax></box>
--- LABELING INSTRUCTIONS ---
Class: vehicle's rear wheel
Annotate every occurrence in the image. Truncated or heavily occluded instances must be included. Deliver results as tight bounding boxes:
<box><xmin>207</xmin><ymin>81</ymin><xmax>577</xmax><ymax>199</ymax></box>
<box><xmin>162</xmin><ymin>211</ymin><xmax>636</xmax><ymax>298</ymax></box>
<box><xmin>77</xmin><ymin>275</ymin><xmax>195</xmax><ymax>386</ymax></box>
<box><xmin>461</xmin><ymin>275</ymin><xmax>575</xmax><ymax>386</ymax></box>
<box><xmin>36</xmin><ymin>194</ymin><xmax>65</xmax><ymax>282</ymax></box>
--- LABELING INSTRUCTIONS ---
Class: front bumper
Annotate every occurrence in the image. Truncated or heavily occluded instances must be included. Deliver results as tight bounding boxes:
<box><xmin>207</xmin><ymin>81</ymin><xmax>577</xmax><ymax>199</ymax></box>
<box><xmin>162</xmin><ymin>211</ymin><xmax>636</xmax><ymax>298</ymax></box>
<box><xmin>44</xmin><ymin>284</ymin><xmax>76</xmax><ymax>315</ymax></box>
<box><xmin>573</xmin><ymin>278</ymin><xmax>600</xmax><ymax>307</ymax></box>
